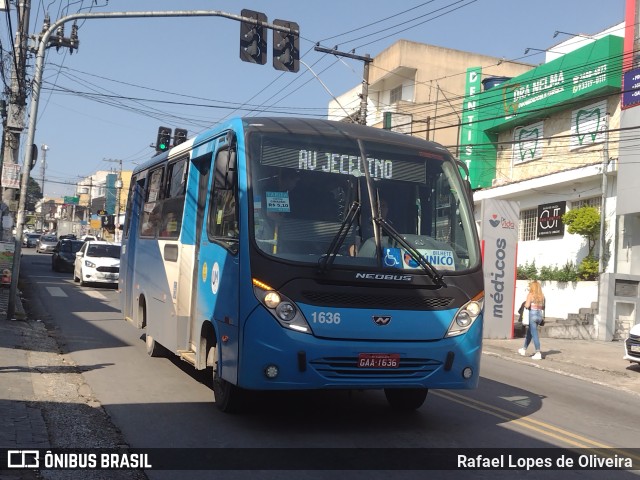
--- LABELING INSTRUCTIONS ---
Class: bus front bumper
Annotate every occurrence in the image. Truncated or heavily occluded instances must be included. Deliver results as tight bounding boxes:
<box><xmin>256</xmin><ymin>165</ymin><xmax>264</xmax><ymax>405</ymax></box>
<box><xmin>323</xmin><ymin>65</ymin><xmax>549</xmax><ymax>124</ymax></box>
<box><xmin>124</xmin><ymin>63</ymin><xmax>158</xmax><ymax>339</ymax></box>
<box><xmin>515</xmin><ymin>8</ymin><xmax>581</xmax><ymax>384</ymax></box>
<box><xmin>237</xmin><ymin>308</ymin><xmax>483</xmax><ymax>391</ymax></box>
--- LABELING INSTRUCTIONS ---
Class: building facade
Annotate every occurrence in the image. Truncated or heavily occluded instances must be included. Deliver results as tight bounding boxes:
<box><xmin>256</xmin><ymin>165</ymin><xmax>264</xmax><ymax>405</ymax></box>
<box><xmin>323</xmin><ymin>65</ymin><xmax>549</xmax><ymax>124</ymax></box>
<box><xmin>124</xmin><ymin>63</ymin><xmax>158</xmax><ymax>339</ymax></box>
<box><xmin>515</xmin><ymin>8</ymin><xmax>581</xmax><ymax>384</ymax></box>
<box><xmin>330</xmin><ymin>27</ymin><xmax>639</xmax><ymax>341</ymax></box>
<box><xmin>329</xmin><ymin>40</ymin><xmax>534</xmax><ymax>154</ymax></box>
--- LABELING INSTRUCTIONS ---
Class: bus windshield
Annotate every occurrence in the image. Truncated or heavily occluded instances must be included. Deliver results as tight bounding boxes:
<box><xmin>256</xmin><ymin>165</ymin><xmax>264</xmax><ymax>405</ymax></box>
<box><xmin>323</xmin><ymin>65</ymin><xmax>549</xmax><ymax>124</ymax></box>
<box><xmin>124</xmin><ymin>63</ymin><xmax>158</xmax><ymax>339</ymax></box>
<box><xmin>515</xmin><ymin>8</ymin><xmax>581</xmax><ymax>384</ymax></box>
<box><xmin>249</xmin><ymin>133</ymin><xmax>479</xmax><ymax>273</ymax></box>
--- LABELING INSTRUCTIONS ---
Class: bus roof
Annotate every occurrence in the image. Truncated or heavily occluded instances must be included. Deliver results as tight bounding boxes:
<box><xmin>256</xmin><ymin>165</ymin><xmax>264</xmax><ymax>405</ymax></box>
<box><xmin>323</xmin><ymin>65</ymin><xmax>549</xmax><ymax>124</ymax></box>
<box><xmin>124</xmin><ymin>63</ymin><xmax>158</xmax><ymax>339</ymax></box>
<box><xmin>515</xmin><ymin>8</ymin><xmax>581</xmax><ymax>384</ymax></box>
<box><xmin>134</xmin><ymin>117</ymin><xmax>453</xmax><ymax>175</ymax></box>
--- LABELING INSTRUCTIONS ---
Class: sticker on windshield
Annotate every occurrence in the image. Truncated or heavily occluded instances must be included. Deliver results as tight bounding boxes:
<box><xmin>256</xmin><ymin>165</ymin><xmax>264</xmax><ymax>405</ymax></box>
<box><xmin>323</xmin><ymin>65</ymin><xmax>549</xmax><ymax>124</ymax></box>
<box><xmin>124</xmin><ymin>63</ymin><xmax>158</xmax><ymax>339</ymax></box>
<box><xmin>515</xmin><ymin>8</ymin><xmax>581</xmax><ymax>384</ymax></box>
<box><xmin>417</xmin><ymin>249</ymin><xmax>455</xmax><ymax>271</ymax></box>
<box><xmin>266</xmin><ymin>191</ymin><xmax>290</xmax><ymax>212</ymax></box>
<box><xmin>383</xmin><ymin>248</ymin><xmax>402</xmax><ymax>268</ymax></box>
<box><xmin>383</xmin><ymin>248</ymin><xmax>456</xmax><ymax>271</ymax></box>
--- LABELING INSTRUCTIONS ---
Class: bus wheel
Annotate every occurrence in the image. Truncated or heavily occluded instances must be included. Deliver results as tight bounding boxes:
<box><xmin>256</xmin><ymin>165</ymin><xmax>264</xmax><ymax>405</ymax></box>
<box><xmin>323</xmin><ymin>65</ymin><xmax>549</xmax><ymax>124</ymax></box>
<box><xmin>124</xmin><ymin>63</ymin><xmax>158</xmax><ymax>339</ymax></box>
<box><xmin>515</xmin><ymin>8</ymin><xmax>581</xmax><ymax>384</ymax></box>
<box><xmin>145</xmin><ymin>334</ymin><xmax>165</xmax><ymax>357</ymax></box>
<box><xmin>384</xmin><ymin>388</ymin><xmax>428</xmax><ymax>410</ymax></box>
<box><xmin>212</xmin><ymin>362</ymin><xmax>244</xmax><ymax>413</ymax></box>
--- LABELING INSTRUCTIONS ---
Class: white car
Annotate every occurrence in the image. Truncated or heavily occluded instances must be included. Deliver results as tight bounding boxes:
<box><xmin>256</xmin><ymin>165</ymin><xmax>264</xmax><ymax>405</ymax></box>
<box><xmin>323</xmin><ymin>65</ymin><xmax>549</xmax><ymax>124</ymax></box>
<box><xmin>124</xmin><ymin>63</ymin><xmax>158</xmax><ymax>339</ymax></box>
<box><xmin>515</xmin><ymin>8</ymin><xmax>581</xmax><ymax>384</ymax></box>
<box><xmin>623</xmin><ymin>323</ymin><xmax>640</xmax><ymax>365</ymax></box>
<box><xmin>73</xmin><ymin>241</ymin><xmax>121</xmax><ymax>286</ymax></box>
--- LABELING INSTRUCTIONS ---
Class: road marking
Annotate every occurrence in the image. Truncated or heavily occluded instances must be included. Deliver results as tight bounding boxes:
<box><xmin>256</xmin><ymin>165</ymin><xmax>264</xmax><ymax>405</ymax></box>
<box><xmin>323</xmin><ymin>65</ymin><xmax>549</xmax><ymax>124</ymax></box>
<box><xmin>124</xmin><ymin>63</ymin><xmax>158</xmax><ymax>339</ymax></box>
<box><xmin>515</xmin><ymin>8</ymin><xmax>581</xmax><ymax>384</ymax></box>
<box><xmin>83</xmin><ymin>290</ymin><xmax>108</xmax><ymax>300</ymax></box>
<box><xmin>44</xmin><ymin>286</ymin><xmax>107</xmax><ymax>300</ymax></box>
<box><xmin>435</xmin><ymin>390</ymin><xmax>640</xmax><ymax>462</ymax></box>
<box><xmin>45</xmin><ymin>286</ymin><xmax>67</xmax><ymax>297</ymax></box>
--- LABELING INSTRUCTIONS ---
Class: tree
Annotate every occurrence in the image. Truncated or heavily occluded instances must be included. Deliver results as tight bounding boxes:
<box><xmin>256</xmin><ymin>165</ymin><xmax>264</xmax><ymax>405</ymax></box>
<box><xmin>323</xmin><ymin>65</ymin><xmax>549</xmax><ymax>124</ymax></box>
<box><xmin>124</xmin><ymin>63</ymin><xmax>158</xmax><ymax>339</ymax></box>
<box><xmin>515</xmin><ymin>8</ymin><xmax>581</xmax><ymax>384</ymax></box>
<box><xmin>562</xmin><ymin>206</ymin><xmax>600</xmax><ymax>256</ymax></box>
<box><xmin>26</xmin><ymin>176</ymin><xmax>43</xmax><ymax>212</ymax></box>
<box><xmin>562</xmin><ymin>206</ymin><xmax>601</xmax><ymax>280</ymax></box>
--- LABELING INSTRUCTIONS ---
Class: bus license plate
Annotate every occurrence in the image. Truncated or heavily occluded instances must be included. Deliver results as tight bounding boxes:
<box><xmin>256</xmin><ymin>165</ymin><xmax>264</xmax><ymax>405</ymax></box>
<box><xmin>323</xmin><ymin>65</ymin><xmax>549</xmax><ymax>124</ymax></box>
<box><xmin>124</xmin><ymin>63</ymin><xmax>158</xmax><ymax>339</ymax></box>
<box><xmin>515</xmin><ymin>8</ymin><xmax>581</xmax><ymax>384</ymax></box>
<box><xmin>358</xmin><ymin>353</ymin><xmax>400</xmax><ymax>368</ymax></box>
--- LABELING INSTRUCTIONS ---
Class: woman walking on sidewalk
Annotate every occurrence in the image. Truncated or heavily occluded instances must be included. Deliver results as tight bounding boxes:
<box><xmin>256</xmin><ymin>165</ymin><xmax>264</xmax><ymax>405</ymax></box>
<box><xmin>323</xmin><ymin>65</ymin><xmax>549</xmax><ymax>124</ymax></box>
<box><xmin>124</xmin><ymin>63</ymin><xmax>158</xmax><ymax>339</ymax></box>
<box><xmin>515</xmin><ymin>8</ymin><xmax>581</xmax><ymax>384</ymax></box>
<box><xmin>518</xmin><ymin>280</ymin><xmax>545</xmax><ymax>360</ymax></box>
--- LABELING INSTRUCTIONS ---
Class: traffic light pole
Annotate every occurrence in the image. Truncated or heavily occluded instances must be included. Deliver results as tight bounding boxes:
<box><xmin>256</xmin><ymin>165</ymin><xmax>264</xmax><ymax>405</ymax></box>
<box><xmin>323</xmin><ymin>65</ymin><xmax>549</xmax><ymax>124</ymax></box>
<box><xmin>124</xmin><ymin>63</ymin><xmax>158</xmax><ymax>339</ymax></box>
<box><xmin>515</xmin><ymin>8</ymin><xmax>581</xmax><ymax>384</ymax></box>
<box><xmin>6</xmin><ymin>9</ymin><xmax>299</xmax><ymax>319</ymax></box>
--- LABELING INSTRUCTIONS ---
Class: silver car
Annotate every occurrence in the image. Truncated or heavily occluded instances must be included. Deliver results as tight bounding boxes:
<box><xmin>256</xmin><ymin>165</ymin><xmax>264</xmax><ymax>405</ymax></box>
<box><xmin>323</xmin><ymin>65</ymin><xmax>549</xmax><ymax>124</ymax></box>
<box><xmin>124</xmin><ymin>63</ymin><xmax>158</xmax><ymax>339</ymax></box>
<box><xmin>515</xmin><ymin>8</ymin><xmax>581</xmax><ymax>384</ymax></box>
<box><xmin>36</xmin><ymin>234</ymin><xmax>58</xmax><ymax>253</ymax></box>
<box><xmin>624</xmin><ymin>323</ymin><xmax>640</xmax><ymax>365</ymax></box>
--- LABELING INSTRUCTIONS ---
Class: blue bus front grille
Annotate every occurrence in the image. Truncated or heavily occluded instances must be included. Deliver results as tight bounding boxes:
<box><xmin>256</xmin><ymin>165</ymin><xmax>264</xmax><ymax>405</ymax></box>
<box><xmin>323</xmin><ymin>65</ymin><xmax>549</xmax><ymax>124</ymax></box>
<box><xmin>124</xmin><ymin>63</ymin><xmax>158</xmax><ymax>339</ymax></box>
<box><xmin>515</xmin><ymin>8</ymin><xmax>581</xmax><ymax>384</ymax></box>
<box><xmin>302</xmin><ymin>291</ymin><xmax>454</xmax><ymax>310</ymax></box>
<box><xmin>309</xmin><ymin>356</ymin><xmax>442</xmax><ymax>380</ymax></box>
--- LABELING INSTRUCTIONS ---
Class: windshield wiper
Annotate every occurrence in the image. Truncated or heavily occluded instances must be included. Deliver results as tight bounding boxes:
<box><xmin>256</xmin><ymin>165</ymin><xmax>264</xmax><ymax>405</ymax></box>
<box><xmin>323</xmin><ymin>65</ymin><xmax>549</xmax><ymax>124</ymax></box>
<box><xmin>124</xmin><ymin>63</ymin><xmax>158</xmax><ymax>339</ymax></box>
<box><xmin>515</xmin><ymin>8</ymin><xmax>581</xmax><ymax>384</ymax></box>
<box><xmin>374</xmin><ymin>217</ymin><xmax>447</xmax><ymax>287</ymax></box>
<box><xmin>318</xmin><ymin>201</ymin><xmax>361</xmax><ymax>274</ymax></box>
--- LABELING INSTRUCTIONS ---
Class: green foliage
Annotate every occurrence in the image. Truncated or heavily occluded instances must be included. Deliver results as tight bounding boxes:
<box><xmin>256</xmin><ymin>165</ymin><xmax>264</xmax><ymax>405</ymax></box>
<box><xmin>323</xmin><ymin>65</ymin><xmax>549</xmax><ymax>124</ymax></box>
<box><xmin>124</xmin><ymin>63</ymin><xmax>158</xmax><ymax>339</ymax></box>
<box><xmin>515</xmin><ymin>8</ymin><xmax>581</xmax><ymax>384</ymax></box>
<box><xmin>562</xmin><ymin>206</ymin><xmax>600</xmax><ymax>255</ymax></box>
<box><xmin>555</xmin><ymin>261</ymin><xmax>579</xmax><ymax>282</ymax></box>
<box><xmin>517</xmin><ymin>261</ymin><xmax>538</xmax><ymax>280</ymax></box>
<box><xmin>26</xmin><ymin>177</ymin><xmax>43</xmax><ymax>212</ymax></box>
<box><xmin>577</xmin><ymin>255</ymin><xmax>599</xmax><ymax>280</ymax></box>
<box><xmin>517</xmin><ymin>261</ymin><xmax>579</xmax><ymax>282</ymax></box>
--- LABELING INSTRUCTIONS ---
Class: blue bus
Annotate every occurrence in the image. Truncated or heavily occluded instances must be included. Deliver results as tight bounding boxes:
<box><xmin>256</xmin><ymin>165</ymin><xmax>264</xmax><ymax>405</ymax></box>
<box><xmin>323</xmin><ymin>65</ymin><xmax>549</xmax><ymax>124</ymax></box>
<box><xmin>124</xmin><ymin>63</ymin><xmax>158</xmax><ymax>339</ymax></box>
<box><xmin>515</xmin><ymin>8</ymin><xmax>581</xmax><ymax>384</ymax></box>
<box><xmin>119</xmin><ymin>117</ymin><xmax>483</xmax><ymax>412</ymax></box>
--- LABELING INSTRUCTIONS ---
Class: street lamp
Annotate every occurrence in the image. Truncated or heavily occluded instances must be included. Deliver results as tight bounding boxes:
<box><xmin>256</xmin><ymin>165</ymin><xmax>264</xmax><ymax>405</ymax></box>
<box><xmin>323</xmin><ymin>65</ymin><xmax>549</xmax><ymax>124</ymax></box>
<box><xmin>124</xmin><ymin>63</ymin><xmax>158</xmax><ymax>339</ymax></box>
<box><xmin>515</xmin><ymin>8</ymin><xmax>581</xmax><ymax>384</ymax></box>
<box><xmin>553</xmin><ymin>31</ymin><xmax>593</xmax><ymax>39</ymax></box>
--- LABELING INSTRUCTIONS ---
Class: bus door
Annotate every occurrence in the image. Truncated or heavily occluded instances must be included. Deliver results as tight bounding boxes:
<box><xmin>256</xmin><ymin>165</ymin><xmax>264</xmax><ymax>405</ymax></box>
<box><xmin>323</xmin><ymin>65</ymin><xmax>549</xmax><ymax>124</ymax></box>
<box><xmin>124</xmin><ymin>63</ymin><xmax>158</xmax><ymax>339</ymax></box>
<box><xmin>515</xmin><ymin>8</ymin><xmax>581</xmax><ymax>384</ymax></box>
<box><xmin>194</xmin><ymin>133</ymin><xmax>240</xmax><ymax>383</ymax></box>
<box><xmin>121</xmin><ymin>173</ymin><xmax>146</xmax><ymax>325</ymax></box>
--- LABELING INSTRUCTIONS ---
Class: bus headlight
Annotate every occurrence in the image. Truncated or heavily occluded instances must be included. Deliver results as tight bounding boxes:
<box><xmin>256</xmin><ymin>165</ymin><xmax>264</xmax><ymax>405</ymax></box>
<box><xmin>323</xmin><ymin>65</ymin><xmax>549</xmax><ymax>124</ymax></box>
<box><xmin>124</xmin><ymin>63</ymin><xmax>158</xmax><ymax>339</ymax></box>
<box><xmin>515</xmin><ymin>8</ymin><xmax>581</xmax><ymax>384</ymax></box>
<box><xmin>276</xmin><ymin>302</ymin><xmax>297</xmax><ymax>321</ymax></box>
<box><xmin>446</xmin><ymin>293</ymin><xmax>484</xmax><ymax>338</ymax></box>
<box><xmin>252</xmin><ymin>278</ymin><xmax>311</xmax><ymax>334</ymax></box>
<box><xmin>264</xmin><ymin>291</ymin><xmax>281</xmax><ymax>309</ymax></box>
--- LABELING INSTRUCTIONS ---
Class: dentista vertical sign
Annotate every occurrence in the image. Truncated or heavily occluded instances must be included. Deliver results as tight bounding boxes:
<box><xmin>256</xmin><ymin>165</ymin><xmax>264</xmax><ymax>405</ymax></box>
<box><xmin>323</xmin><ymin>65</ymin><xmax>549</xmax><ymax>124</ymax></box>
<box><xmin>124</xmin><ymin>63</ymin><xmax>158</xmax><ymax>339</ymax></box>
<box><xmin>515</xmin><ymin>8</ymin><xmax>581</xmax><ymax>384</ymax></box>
<box><xmin>481</xmin><ymin>199</ymin><xmax>519</xmax><ymax>338</ymax></box>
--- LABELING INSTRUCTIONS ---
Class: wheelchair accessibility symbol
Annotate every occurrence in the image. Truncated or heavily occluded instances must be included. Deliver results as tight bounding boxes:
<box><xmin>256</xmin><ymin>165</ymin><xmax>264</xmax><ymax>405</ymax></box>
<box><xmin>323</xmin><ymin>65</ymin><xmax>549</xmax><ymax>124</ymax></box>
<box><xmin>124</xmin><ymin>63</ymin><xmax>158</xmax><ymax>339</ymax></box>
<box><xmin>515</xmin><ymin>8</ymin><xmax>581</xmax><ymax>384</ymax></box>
<box><xmin>383</xmin><ymin>248</ymin><xmax>402</xmax><ymax>268</ymax></box>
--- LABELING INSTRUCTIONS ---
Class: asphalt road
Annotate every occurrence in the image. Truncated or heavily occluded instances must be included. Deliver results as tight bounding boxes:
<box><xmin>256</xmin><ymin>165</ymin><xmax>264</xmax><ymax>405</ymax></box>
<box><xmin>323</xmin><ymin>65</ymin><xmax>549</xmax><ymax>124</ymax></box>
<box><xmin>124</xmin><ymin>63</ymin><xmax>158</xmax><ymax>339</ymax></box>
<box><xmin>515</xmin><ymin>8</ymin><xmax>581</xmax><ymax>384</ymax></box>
<box><xmin>15</xmin><ymin>249</ymin><xmax>640</xmax><ymax>480</ymax></box>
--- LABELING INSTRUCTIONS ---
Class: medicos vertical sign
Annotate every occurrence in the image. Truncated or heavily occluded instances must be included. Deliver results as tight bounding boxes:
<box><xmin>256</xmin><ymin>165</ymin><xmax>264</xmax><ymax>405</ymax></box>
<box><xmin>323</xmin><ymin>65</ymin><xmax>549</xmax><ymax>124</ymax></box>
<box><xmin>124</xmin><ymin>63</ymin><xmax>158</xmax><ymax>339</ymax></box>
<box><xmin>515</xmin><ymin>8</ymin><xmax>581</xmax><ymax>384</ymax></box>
<box><xmin>480</xmin><ymin>199</ymin><xmax>519</xmax><ymax>338</ymax></box>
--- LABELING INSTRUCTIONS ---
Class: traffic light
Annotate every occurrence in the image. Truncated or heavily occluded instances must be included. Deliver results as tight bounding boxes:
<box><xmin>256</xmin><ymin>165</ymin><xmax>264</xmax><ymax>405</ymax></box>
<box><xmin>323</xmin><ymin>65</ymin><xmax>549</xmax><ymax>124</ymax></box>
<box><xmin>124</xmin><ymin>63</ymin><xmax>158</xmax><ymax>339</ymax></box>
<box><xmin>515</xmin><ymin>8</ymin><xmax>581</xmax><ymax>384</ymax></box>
<box><xmin>239</xmin><ymin>9</ymin><xmax>267</xmax><ymax>65</ymax></box>
<box><xmin>273</xmin><ymin>20</ymin><xmax>299</xmax><ymax>72</ymax></box>
<box><xmin>174</xmin><ymin>128</ymin><xmax>188</xmax><ymax>146</ymax></box>
<box><xmin>156</xmin><ymin>126</ymin><xmax>171</xmax><ymax>153</ymax></box>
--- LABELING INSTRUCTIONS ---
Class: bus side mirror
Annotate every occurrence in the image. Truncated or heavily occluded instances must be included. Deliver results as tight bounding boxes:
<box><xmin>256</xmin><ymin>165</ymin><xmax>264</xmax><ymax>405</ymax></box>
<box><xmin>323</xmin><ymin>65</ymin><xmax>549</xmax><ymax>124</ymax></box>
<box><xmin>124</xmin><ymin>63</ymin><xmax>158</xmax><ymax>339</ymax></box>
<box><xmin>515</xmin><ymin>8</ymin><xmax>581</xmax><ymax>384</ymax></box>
<box><xmin>455</xmin><ymin>159</ymin><xmax>474</xmax><ymax>209</ymax></box>
<box><xmin>214</xmin><ymin>133</ymin><xmax>237</xmax><ymax>190</ymax></box>
<box><xmin>214</xmin><ymin>149</ymin><xmax>237</xmax><ymax>190</ymax></box>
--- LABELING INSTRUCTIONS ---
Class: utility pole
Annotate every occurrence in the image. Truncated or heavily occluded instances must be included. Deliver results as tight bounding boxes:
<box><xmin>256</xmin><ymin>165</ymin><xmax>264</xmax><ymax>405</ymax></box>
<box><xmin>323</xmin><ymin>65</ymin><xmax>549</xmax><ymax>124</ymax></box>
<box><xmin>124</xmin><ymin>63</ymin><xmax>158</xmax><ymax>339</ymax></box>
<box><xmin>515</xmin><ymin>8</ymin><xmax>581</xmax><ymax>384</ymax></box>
<box><xmin>105</xmin><ymin>158</ymin><xmax>123</xmax><ymax>241</ymax></box>
<box><xmin>314</xmin><ymin>45</ymin><xmax>372</xmax><ymax>125</ymax></box>
<box><xmin>1</xmin><ymin>0</ymin><xmax>31</xmax><ymax>213</ymax></box>
<box><xmin>40</xmin><ymin>144</ymin><xmax>48</xmax><ymax>230</ymax></box>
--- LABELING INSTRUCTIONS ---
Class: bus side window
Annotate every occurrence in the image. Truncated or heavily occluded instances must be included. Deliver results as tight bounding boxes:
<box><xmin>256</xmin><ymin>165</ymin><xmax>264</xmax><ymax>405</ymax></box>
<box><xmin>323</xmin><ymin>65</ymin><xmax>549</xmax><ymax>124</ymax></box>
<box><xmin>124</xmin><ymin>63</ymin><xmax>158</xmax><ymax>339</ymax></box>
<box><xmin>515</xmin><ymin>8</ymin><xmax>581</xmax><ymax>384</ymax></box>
<box><xmin>140</xmin><ymin>167</ymin><xmax>164</xmax><ymax>238</ymax></box>
<box><xmin>124</xmin><ymin>175</ymin><xmax>145</xmax><ymax>239</ymax></box>
<box><xmin>159</xmin><ymin>157</ymin><xmax>188</xmax><ymax>239</ymax></box>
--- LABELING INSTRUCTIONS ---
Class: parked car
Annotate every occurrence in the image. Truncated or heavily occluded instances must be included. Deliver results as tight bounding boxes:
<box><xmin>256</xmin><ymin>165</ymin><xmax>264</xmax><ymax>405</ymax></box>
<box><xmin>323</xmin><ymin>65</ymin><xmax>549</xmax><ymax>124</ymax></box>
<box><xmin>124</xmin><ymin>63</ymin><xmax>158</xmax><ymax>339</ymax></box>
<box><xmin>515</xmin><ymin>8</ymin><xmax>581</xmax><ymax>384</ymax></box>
<box><xmin>22</xmin><ymin>233</ymin><xmax>41</xmax><ymax>248</ymax></box>
<box><xmin>73</xmin><ymin>241</ymin><xmax>121</xmax><ymax>286</ymax></box>
<box><xmin>51</xmin><ymin>239</ymin><xmax>84</xmax><ymax>272</ymax></box>
<box><xmin>623</xmin><ymin>323</ymin><xmax>640</xmax><ymax>365</ymax></box>
<box><xmin>36</xmin><ymin>234</ymin><xmax>58</xmax><ymax>253</ymax></box>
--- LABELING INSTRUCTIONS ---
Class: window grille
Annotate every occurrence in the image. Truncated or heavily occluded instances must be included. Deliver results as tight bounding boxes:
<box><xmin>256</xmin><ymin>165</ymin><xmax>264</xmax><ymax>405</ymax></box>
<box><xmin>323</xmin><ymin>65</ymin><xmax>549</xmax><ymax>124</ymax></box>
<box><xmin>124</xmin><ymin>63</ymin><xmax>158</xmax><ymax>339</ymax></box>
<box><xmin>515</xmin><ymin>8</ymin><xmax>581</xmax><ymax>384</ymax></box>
<box><xmin>390</xmin><ymin>85</ymin><xmax>402</xmax><ymax>104</ymax></box>
<box><xmin>519</xmin><ymin>208</ymin><xmax>537</xmax><ymax>241</ymax></box>
<box><xmin>572</xmin><ymin>196</ymin><xmax>601</xmax><ymax>212</ymax></box>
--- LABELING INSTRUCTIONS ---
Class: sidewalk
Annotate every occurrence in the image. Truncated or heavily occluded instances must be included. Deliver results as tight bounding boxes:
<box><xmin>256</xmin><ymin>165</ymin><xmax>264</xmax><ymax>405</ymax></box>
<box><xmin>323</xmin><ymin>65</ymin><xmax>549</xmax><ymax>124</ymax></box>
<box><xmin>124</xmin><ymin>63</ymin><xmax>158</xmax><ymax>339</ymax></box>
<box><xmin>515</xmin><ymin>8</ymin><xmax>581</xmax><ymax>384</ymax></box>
<box><xmin>0</xmin><ymin>286</ymin><xmax>48</xmax><ymax>479</ymax></box>
<box><xmin>482</xmin><ymin>336</ymin><xmax>640</xmax><ymax>396</ymax></box>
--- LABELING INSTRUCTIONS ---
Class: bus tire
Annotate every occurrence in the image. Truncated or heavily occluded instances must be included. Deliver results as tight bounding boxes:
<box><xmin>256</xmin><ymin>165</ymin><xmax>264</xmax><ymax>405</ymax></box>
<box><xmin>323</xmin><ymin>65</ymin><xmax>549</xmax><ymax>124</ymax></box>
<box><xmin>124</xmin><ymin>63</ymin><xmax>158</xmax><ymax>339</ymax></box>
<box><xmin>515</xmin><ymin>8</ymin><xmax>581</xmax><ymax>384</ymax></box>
<box><xmin>212</xmin><ymin>351</ymin><xmax>244</xmax><ymax>413</ymax></box>
<box><xmin>145</xmin><ymin>334</ymin><xmax>165</xmax><ymax>357</ymax></box>
<box><xmin>384</xmin><ymin>388</ymin><xmax>428</xmax><ymax>410</ymax></box>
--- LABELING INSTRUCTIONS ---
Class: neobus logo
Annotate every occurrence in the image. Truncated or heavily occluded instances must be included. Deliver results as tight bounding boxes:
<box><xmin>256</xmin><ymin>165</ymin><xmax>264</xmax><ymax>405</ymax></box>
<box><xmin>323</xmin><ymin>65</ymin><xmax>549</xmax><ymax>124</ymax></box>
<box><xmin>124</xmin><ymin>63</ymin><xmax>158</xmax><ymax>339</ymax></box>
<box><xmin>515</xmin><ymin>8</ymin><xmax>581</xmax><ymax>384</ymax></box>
<box><xmin>355</xmin><ymin>273</ymin><xmax>413</xmax><ymax>282</ymax></box>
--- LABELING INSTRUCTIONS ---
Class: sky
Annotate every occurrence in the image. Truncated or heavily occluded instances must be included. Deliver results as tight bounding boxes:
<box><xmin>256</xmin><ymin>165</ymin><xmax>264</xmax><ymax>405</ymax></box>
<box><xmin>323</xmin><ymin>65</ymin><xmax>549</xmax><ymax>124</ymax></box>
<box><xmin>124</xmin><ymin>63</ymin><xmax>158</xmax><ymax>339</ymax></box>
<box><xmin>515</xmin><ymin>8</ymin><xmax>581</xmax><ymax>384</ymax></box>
<box><xmin>0</xmin><ymin>0</ymin><xmax>628</xmax><ymax>198</ymax></box>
